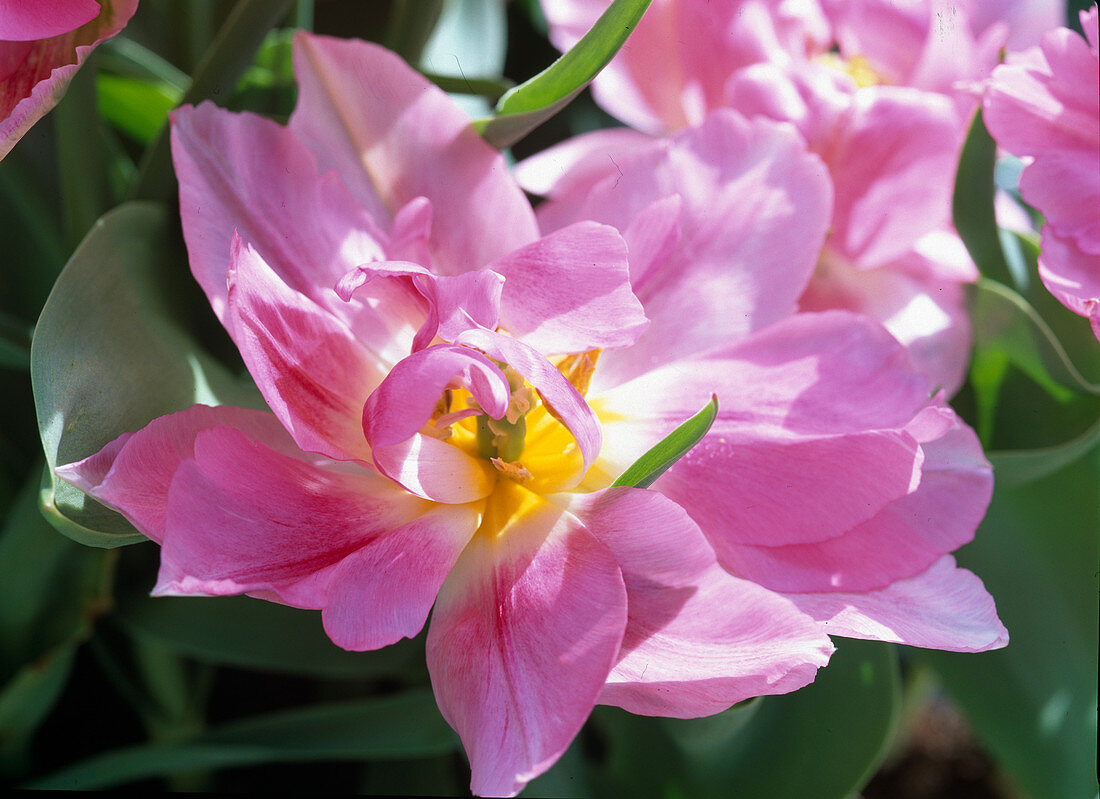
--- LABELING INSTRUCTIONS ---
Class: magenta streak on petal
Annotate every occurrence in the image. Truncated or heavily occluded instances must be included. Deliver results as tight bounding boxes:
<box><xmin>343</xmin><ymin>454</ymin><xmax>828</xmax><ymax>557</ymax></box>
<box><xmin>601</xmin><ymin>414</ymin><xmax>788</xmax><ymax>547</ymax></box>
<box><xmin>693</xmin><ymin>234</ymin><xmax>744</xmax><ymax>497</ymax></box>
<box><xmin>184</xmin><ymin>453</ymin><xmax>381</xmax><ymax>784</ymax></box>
<box><xmin>0</xmin><ymin>1</ymin><xmax>101</xmax><ymax>41</ymax></box>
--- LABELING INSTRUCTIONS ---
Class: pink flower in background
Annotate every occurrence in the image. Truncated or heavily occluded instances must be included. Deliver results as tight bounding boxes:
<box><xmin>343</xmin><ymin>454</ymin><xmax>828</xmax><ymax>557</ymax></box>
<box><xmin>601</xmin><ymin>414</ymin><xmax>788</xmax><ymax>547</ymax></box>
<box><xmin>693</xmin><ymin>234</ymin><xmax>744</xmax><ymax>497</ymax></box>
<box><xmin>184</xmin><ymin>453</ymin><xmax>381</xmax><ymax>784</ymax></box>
<box><xmin>0</xmin><ymin>0</ymin><xmax>139</xmax><ymax>160</ymax></box>
<box><xmin>984</xmin><ymin>7</ymin><xmax>1100</xmax><ymax>338</ymax></box>
<box><xmin>53</xmin><ymin>31</ymin><xmax>1008</xmax><ymax>796</ymax></box>
<box><xmin>518</xmin><ymin>110</ymin><xmax>1006</xmax><ymax>652</ymax></box>
<box><xmin>537</xmin><ymin>0</ymin><xmax>1011</xmax><ymax>394</ymax></box>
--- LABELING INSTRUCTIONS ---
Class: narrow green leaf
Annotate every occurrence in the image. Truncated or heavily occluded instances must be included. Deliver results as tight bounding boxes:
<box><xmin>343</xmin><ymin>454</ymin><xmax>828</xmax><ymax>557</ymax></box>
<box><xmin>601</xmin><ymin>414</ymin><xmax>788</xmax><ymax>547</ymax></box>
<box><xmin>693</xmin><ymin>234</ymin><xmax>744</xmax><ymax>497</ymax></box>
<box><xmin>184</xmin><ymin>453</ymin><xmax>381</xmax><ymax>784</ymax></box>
<box><xmin>0</xmin><ymin>648</ymin><xmax>76</xmax><ymax>775</ymax></box>
<box><xmin>422</xmin><ymin>71</ymin><xmax>513</xmax><ymax>101</ymax></box>
<box><xmin>989</xmin><ymin>417</ymin><xmax>1100</xmax><ymax>487</ymax></box>
<box><xmin>612</xmin><ymin>395</ymin><xmax>717</xmax><ymax>489</ymax></box>
<box><xmin>952</xmin><ymin>111</ymin><xmax>1013</xmax><ymax>286</ymax></box>
<box><xmin>25</xmin><ymin>691</ymin><xmax>458</xmax><ymax>790</ymax></box>
<box><xmin>0</xmin><ymin>312</ymin><xmax>32</xmax><ymax>371</ymax></box>
<box><xmin>972</xmin><ymin>278</ymin><xmax>1100</xmax><ymax>397</ymax></box>
<box><xmin>474</xmin><ymin>0</ymin><xmax>653</xmax><ymax>148</ymax></box>
<box><xmin>31</xmin><ymin>203</ymin><xmax>259</xmax><ymax>547</ymax></box>
<box><xmin>113</xmin><ymin>593</ymin><xmax>425</xmax><ymax>681</ymax></box>
<box><xmin>98</xmin><ymin>36</ymin><xmax>190</xmax><ymax>90</ymax></box>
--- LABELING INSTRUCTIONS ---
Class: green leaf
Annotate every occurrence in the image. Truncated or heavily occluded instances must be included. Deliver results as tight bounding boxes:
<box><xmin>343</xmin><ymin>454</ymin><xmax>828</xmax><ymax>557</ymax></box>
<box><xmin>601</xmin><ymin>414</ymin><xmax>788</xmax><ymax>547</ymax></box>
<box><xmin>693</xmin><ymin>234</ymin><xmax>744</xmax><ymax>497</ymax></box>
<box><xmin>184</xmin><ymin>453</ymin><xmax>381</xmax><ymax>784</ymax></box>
<box><xmin>612</xmin><ymin>395</ymin><xmax>717</xmax><ymax>489</ymax></box>
<box><xmin>0</xmin><ymin>648</ymin><xmax>76</xmax><ymax>775</ymax></box>
<box><xmin>0</xmin><ymin>312</ymin><xmax>32</xmax><ymax>372</ymax></box>
<box><xmin>97</xmin><ymin>74</ymin><xmax>181</xmax><ymax>145</ymax></box>
<box><xmin>25</xmin><ymin>690</ymin><xmax>458</xmax><ymax>790</ymax></box>
<box><xmin>98</xmin><ymin>36</ymin><xmax>190</xmax><ymax>90</ymax></box>
<box><xmin>590</xmin><ymin>639</ymin><xmax>900</xmax><ymax>799</ymax></box>
<box><xmin>952</xmin><ymin>111</ymin><xmax>1013</xmax><ymax>286</ymax></box>
<box><xmin>989</xmin><ymin>417</ymin><xmax>1100</xmax><ymax>487</ymax></box>
<box><xmin>113</xmin><ymin>593</ymin><xmax>425</xmax><ymax>681</ymax></box>
<box><xmin>31</xmin><ymin>202</ymin><xmax>258</xmax><ymax>548</ymax></box>
<box><xmin>385</xmin><ymin>0</ymin><xmax>445</xmax><ymax>64</ymax></box>
<box><xmin>913</xmin><ymin>448</ymin><xmax>1099</xmax><ymax>799</ymax></box>
<box><xmin>474</xmin><ymin>0</ymin><xmax>653</xmax><ymax>148</ymax></box>
<box><xmin>971</xmin><ymin>278</ymin><xmax>1100</xmax><ymax>398</ymax></box>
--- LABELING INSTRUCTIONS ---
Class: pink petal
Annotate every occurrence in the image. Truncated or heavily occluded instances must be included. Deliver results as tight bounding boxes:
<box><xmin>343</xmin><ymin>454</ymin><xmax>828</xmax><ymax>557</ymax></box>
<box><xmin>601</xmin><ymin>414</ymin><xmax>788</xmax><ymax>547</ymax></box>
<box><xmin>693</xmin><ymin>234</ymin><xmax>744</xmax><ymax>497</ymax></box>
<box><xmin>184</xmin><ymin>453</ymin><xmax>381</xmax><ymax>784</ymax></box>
<box><xmin>826</xmin><ymin>86</ymin><xmax>962</xmax><ymax>269</ymax></box>
<box><xmin>226</xmin><ymin>235</ymin><xmax>387</xmax><ymax>463</ymax></box>
<box><xmin>55</xmin><ymin>404</ymin><xmax>300</xmax><ymax>544</ymax></box>
<box><xmin>426</xmin><ymin>483</ymin><xmax>627</xmax><ymax>796</ymax></box>
<box><xmin>562</xmin><ymin>488</ymin><xmax>833</xmax><ymax>718</ymax></box>
<box><xmin>171</xmin><ymin>102</ymin><xmax>425</xmax><ymax>365</ymax></box>
<box><xmin>566</xmin><ymin>110</ymin><xmax>832</xmax><ymax>390</ymax></box>
<box><xmin>595</xmin><ymin>312</ymin><xmax>932</xmax><ymax>549</ymax></box>
<box><xmin>789</xmin><ymin>555</ymin><xmax>1009</xmax><ymax>652</ymax></box>
<box><xmin>717</xmin><ymin>405</ymin><xmax>993</xmax><ymax>592</ymax></box>
<box><xmin>1038</xmin><ymin>228</ymin><xmax>1100</xmax><ymax>337</ymax></box>
<box><xmin>156</xmin><ymin>427</ymin><xmax>465</xmax><ymax>625</ymax></box>
<box><xmin>363</xmin><ymin>344</ymin><xmax>510</xmax><ymax>502</ymax></box>
<box><xmin>0</xmin><ymin>1</ymin><xmax>101</xmax><ymax>40</ymax></box>
<box><xmin>1</xmin><ymin>0</ymin><xmax>137</xmax><ymax>160</ymax></box>
<box><xmin>454</xmin><ymin>328</ymin><xmax>602</xmax><ymax>480</ymax></box>
<box><xmin>491</xmin><ymin>221</ymin><xmax>648</xmax><ymax>354</ymax></box>
<box><xmin>288</xmin><ymin>32</ymin><xmax>538</xmax><ymax>275</ymax></box>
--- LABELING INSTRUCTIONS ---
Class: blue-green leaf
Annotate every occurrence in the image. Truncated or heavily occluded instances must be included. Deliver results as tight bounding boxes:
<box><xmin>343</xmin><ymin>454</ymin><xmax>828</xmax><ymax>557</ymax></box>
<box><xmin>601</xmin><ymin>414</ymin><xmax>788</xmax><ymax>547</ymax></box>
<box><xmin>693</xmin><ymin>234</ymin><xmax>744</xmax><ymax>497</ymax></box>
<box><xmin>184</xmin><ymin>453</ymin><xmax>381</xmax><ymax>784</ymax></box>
<box><xmin>474</xmin><ymin>0</ymin><xmax>652</xmax><ymax>148</ymax></box>
<box><xmin>611</xmin><ymin>395</ymin><xmax>718</xmax><ymax>489</ymax></box>
<box><xmin>953</xmin><ymin>111</ymin><xmax>1013</xmax><ymax>286</ymax></box>
<box><xmin>989</xmin><ymin>417</ymin><xmax>1100</xmax><ymax>487</ymax></box>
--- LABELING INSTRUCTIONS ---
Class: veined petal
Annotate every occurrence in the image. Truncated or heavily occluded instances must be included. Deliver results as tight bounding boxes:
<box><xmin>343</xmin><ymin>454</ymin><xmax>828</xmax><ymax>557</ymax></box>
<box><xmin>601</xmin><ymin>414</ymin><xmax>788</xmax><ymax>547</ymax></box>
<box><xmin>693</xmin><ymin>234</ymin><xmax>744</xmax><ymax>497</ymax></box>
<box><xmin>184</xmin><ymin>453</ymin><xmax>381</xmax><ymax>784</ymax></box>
<box><xmin>1</xmin><ymin>0</ymin><xmax>138</xmax><ymax>160</ymax></box>
<box><xmin>227</xmin><ymin>235</ymin><xmax>386</xmax><ymax>463</ymax></box>
<box><xmin>426</xmin><ymin>482</ymin><xmax>627</xmax><ymax>797</ymax></box>
<box><xmin>157</xmin><ymin>426</ymin><xmax>440</xmax><ymax>610</ymax></box>
<box><xmin>571</xmin><ymin>110</ymin><xmax>832</xmax><ymax>390</ymax></box>
<box><xmin>289</xmin><ymin>32</ymin><xmax>538</xmax><ymax>274</ymax></box>
<box><xmin>561</xmin><ymin>488</ymin><xmax>833</xmax><ymax>718</ymax></box>
<box><xmin>789</xmin><ymin>556</ymin><xmax>1008</xmax><ymax>652</ymax></box>
<box><xmin>492</xmin><ymin>221</ymin><xmax>648</xmax><ymax>354</ymax></box>
<box><xmin>1038</xmin><ymin>228</ymin><xmax>1100</xmax><ymax>334</ymax></box>
<box><xmin>0</xmin><ymin>1</ymin><xmax>101</xmax><ymax>40</ymax></box>
<box><xmin>55</xmin><ymin>405</ymin><xmax>301</xmax><ymax>544</ymax></box>
<box><xmin>713</xmin><ymin>405</ymin><xmax>993</xmax><ymax>592</ymax></box>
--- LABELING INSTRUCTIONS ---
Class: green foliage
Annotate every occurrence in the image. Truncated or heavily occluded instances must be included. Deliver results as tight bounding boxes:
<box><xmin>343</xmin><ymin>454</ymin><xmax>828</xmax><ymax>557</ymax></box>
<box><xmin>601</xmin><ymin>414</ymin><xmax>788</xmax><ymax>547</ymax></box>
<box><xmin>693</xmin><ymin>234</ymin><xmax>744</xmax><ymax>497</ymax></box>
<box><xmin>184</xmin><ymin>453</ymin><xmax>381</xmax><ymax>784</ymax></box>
<box><xmin>475</xmin><ymin>0</ymin><xmax>652</xmax><ymax>147</ymax></box>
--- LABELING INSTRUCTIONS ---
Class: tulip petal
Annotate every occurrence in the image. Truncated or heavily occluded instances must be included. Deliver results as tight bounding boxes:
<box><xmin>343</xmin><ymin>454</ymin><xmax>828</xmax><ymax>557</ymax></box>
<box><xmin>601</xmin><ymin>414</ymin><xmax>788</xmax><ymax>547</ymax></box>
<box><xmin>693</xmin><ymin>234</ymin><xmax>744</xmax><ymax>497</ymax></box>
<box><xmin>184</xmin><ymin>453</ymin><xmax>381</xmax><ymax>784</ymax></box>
<box><xmin>55</xmin><ymin>404</ymin><xmax>300</xmax><ymax>544</ymax></box>
<box><xmin>156</xmin><ymin>426</ymin><xmax>446</xmax><ymax>612</ymax></box>
<box><xmin>227</xmin><ymin>235</ymin><xmax>386</xmax><ymax>463</ymax></box>
<box><xmin>561</xmin><ymin>488</ymin><xmax>833</xmax><ymax>718</ymax></box>
<box><xmin>492</xmin><ymin>221</ymin><xmax>648</xmax><ymax>354</ymax></box>
<box><xmin>426</xmin><ymin>482</ymin><xmax>627</xmax><ymax>796</ymax></box>
<box><xmin>0</xmin><ymin>1</ymin><xmax>101</xmax><ymax>41</ymax></box>
<box><xmin>289</xmin><ymin>32</ymin><xmax>538</xmax><ymax>275</ymax></box>
<box><xmin>1</xmin><ymin>0</ymin><xmax>138</xmax><ymax>160</ymax></box>
<box><xmin>789</xmin><ymin>556</ymin><xmax>1009</xmax><ymax>652</ymax></box>
<box><xmin>171</xmin><ymin>102</ymin><xmax>426</xmax><ymax>365</ymax></box>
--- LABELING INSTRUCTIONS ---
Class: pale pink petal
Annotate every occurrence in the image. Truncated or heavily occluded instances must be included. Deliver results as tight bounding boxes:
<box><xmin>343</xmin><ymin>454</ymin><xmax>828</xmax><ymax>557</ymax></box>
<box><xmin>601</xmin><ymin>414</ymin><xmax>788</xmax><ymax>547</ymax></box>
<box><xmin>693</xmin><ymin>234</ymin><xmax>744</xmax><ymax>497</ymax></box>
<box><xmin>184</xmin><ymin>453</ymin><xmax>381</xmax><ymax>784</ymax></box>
<box><xmin>561</xmin><ymin>488</ymin><xmax>833</xmax><ymax>718</ymax></box>
<box><xmin>55</xmin><ymin>405</ymin><xmax>300</xmax><ymax>544</ymax></box>
<box><xmin>801</xmin><ymin>245</ymin><xmax>973</xmax><ymax>394</ymax></box>
<box><xmin>595</xmin><ymin>312</ymin><xmax>931</xmax><ymax>549</ymax></box>
<box><xmin>789</xmin><ymin>555</ymin><xmax>1008</xmax><ymax>651</ymax></box>
<box><xmin>0</xmin><ymin>1</ymin><xmax>101</xmax><ymax>40</ymax></box>
<box><xmin>968</xmin><ymin>0</ymin><xmax>1064</xmax><ymax>52</ymax></box>
<box><xmin>1038</xmin><ymin>228</ymin><xmax>1100</xmax><ymax>337</ymax></box>
<box><xmin>826</xmin><ymin>86</ymin><xmax>962</xmax><ymax>269</ymax></box>
<box><xmin>171</xmin><ymin>102</ymin><xmax>427</xmax><ymax>365</ymax></box>
<box><xmin>288</xmin><ymin>32</ymin><xmax>538</xmax><ymax>275</ymax></box>
<box><xmin>567</xmin><ymin>110</ymin><xmax>831</xmax><ymax>390</ymax></box>
<box><xmin>156</xmin><ymin>426</ymin><xmax>449</xmax><ymax>613</ymax></box>
<box><xmin>454</xmin><ymin>328</ymin><xmax>602</xmax><ymax>477</ymax></box>
<box><xmin>1017</xmin><ymin>151</ymin><xmax>1100</xmax><ymax>252</ymax></box>
<box><xmin>1</xmin><ymin>0</ymin><xmax>137</xmax><ymax>160</ymax></box>
<box><xmin>426</xmin><ymin>484</ymin><xmax>627</xmax><ymax>796</ymax></box>
<box><xmin>363</xmin><ymin>343</ymin><xmax>509</xmax><ymax>502</ymax></box>
<box><xmin>491</xmin><ymin>221</ymin><xmax>648</xmax><ymax>354</ymax></box>
<box><xmin>512</xmin><ymin>127</ymin><xmax>656</xmax><ymax>199</ymax></box>
<box><xmin>226</xmin><ymin>235</ymin><xmax>386</xmax><ymax>463</ymax></box>
<box><xmin>717</xmin><ymin>406</ymin><xmax>993</xmax><ymax>592</ymax></box>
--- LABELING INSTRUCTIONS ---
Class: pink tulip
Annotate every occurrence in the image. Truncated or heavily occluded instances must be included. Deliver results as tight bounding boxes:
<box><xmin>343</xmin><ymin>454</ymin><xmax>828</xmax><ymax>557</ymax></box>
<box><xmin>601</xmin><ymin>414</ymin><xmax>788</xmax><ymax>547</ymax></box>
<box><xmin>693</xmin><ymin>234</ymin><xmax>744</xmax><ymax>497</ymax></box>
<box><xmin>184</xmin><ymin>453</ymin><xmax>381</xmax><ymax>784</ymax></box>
<box><xmin>57</xmin><ymin>34</ymin><xmax>1004</xmax><ymax>796</ymax></box>
<box><xmin>984</xmin><ymin>7</ymin><xmax>1100</xmax><ymax>338</ymax></box>
<box><xmin>538</xmin><ymin>0</ymin><xmax>1000</xmax><ymax>394</ymax></box>
<box><xmin>0</xmin><ymin>0</ymin><xmax>138</xmax><ymax>160</ymax></box>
